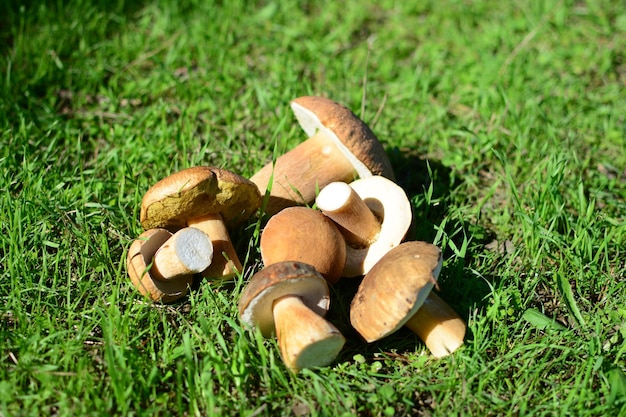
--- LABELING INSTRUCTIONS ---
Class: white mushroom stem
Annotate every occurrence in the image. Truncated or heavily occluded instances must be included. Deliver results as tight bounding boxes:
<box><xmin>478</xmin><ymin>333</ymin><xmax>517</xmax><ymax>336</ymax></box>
<box><xmin>316</xmin><ymin>181</ymin><xmax>381</xmax><ymax>247</ymax></box>
<box><xmin>272</xmin><ymin>294</ymin><xmax>346</xmax><ymax>371</ymax></box>
<box><xmin>187</xmin><ymin>213</ymin><xmax>243</xmax><ymax>279</ymax></box>
<box><xmin>317</xmin><ymin>176</ymin><xmax>412</xmax><ymax>277</ymax></box>
<box><xmin>250</xmin><ymin>130</ymin><xmax>357</xmax><ymax>214</ymax></box>
<box><xmin>404</xmin><ymin>292</ymin><xmax>466</xmax><ymax>358</ymax></box>
<box><xmin>151</xmin><ymin>227</ymin><xmax>213</xmax><ymax>280</ymax></box>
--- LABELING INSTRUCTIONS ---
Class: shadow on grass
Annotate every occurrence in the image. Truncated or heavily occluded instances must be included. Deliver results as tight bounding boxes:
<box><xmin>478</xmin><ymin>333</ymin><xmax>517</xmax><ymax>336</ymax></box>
<box><xmin>387</xmin><ymin>145</ymin><xmax>456</xmax><ymax>242</ymax></box>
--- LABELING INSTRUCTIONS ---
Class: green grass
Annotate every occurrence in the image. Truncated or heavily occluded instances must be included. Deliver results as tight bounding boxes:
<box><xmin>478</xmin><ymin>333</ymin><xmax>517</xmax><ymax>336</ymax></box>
<box><xmin>1</xmin><ymin>0</ymin><xmax>625</xmax><ymax>415</ymax></box>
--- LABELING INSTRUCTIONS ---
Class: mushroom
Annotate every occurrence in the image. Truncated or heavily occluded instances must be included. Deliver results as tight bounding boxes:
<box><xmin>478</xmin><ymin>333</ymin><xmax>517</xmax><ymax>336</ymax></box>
<box><xmin>238</xmin><ymin>261</ymin><xmax>346</xmax><ymax>371</ymax></box>
<box><xmin>250</xmin><ymin>96</ymin><xmax>394</xmax><ymax>215</ymax></box>
<box><xmin>260</xmin><ymin>206</ymin><xmax>346</xmax><ymax>284</ymax></box>
<box><xmin>140</xmin><ymin>166</ymin><xmax>262</xmax><ymax>279</ymax></box>
<box><xmin>127</xmin><ymin>228</ymin><xmax>212</xmax><ymax>302</ymax></box>
<box><xmin>350</xmin><ymin>241</ymin><xmax>466</xmax><ymax>357</ymax></box>
<box><xmin>315</xmin><ymin>176</ymin><xmax>412</xmax><ymax>277</ymax></box>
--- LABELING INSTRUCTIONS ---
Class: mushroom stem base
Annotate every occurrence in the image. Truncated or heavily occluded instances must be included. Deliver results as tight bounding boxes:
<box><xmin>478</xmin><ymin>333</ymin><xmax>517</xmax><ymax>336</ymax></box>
<box><xmin>127</xmin><ymin>228</ymin><xmax>193</xmax><ymax>303</ymax></box>
<box><xmin>273</xmin><ymin>294</ymin><xmax>345</xmax><ymax>371</ymax></box>
<box><xmin>404</xmin><ymin>292</ymin><xmax>466</xmax><ymax>358</ymax></box>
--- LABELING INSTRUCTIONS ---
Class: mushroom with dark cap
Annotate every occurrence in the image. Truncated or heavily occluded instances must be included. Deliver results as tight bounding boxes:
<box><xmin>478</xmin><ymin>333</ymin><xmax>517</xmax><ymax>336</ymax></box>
<box><xmin>260</xmin><ymin>206</ymin><xmax>346</xmax><ymax>284</ymax></box>
<box><xmin>140</xmin><ymin>166</ymin><xmax>262</xmax><ymax>279</ymax></box>
<box><xmin>316</xmin><ymin>176</ymin><xmax>412</xmax><ymax>277</ymax></box>
<box><xmin>250</xmin><ymin>96</ymin><xmax>394</xmax><ymax>215</ymax></box>
<box><xmin>127</xmin><ymin>228</ymin><xmax>212</xmax><ymax>303</ymax></box>
<box><xmin>238</xmin><ymin>261</ymin><xmax>346</xmax><ymax>371</ymax></box>
<box><xmin>350</xmin><ymin>241</ymin><xmax>466</xmax><ymax>357</ymax></box>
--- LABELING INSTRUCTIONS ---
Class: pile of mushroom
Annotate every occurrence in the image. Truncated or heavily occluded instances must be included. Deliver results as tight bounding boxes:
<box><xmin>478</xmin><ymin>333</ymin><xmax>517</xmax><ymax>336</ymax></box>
<box><xmin>126</xmin><ymin>96</ymin><xmax>466</xmax><ymax>372</ymax></box>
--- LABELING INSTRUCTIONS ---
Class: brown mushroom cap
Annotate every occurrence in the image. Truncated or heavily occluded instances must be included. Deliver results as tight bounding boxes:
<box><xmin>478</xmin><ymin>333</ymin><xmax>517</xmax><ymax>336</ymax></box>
<box><xmin>350</xmin><ymin>241</ymin><xmax>442</xmax><ymax>342</ymax></box>
<box><xmin>126</xmin><ymin>228</ymin><xmax>193</xmax><ymax>303</ymax></box>
<box><xmin>238</xmin><ymin>261</ymin><xmax>331</xmax><ymax>338</ymax></box>
<box><xmin>140</xmin><ymin>166</ymin><xmax>262</xmax><ymax>231</ymax></box>
<box><xmin>290</xmin><ymin>96</ymin><xmax>395</xmax><ymax>180</ymax></box>
<box><xmin>260</xmin><ymin>207</ymin><xmax>346</xmax><ymax>284</ymax></box>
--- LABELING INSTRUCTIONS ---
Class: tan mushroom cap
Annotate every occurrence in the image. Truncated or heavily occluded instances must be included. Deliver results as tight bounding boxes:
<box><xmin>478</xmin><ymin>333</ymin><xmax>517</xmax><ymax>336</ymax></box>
<box><xmin>291</xmin><ymin>96</ymin><xmax>395</xmax><ymax>180</ymax></box>
<box><xmin>126</xmin><ymin>228</ymin><xmax>193</xmax><ymax>303</ymax></box>
<box><xmin>140</xmin><ymin>166</ymin><xmax>262</xmax><ymax>231</ymax></box>
<box><xmin>350</xmin><ymin>241</ymin><xmax>442</xmax><ymax>342</ymax></box>
<box><xmin>260</xmin><ymin>207</ymin><xmax>346</xmax><ymax>284</ymax></box>
<box><xmin>238</xmin><ymin>261</ymin><xmax>331</xmax><ymax>338</ymax></box>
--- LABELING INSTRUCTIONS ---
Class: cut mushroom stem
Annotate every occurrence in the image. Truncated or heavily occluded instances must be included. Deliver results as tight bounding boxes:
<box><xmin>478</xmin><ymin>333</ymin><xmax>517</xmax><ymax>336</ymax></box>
<box><xmin>188</xmin><ymin>213</ymin><xmax>242</xmax><ymax>279</ymax></box>
<box><xmin>251</xmin><ymin>130</ymin><xmax>357</xmax><ymax>214</ymax></box>
<box><xmin>127</xmin><ymin>228</ymin><xmax>194</xmax><ymax>303</ymax></box>
<box><xmin>316</xmin><ymin>181</ymin><xmax>381</xmax><ymax>247</ymax></box>
<box><xmin>151</xmin><ymin>227</ymin><xmax>213</xmax><ymax>280</ymax></box>
<box><xmin>273</xmin><ymin>294</ymin><xmax>346</xmax><ymax>371</ymax></box>
<box><xmin>404</xmin><ymin>292</ymin><xmax>466</xmax><ymax>358</ymax></box>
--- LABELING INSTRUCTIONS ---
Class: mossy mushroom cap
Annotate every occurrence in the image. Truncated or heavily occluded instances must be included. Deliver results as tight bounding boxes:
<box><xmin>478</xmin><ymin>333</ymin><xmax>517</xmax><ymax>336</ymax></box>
<box><xmin>140</xmin><ymin>166</ymin><xmax>262</xmax><ymax>231</ymax></box>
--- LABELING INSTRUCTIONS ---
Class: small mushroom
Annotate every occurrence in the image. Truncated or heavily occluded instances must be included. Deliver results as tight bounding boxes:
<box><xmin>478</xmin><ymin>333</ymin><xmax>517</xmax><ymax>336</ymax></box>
<box><xmin>350</xmin><ymin>241</ymin><xmax>466</xmax><ymax>357</ymax></box>
<box><xmin>140</xmin><ymin>166</ymin><xmax>262</xmax><ymax>279</ymax></box>
<box><xmin>127</xmin><ymin>228</ymin><xmax>211</xmax><ymax>302</ymax></box>
<box><xmin>250</xmin><ymin>96</ymin><xmax>394</xmax><ymax>215</ymax></box>
<box><xmin>238</xmin><ymin>261</ymin><xmax>346</xmax><ymax>371</ymax></box>
<box><xmin>316</xmin><ymin>176</ymin><xmax>412</xmax><ymax>277</ymax></box>
<box><xmin>260</xmin><ymin>206</ymin><xmax>346</xmax><ymax>284</ymax></box>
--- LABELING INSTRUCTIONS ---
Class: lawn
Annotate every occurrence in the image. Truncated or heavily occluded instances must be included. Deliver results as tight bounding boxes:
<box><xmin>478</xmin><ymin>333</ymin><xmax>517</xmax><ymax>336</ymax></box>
<box><xmin>1</xmin><ymin>0</ymin><xmax>625</xmax><ymax>415</ymax></box>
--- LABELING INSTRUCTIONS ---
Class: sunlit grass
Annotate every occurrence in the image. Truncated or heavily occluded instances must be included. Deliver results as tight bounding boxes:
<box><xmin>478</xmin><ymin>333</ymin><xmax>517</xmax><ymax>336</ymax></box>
<box><xmin>1</xmin><ymin>0</ymin><xmax>625</xmax><ymax>415</ymax></box>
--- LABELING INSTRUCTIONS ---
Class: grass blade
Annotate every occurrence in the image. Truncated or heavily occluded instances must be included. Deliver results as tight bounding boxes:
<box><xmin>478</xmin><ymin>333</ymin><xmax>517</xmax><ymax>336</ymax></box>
<box><xmin>607</xmin><ymin>368</ymin><xmax>626</xmax><ymax>408</ymax></box>
<box><xmin>556</xmin><ymin>271</ymin><xmax>586</xmax><ymax>328</ymax></box>
<box><xmin>522</xmin><ymin>308</ymin><xmax>567</xmax><ymax>332</ymax></box>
